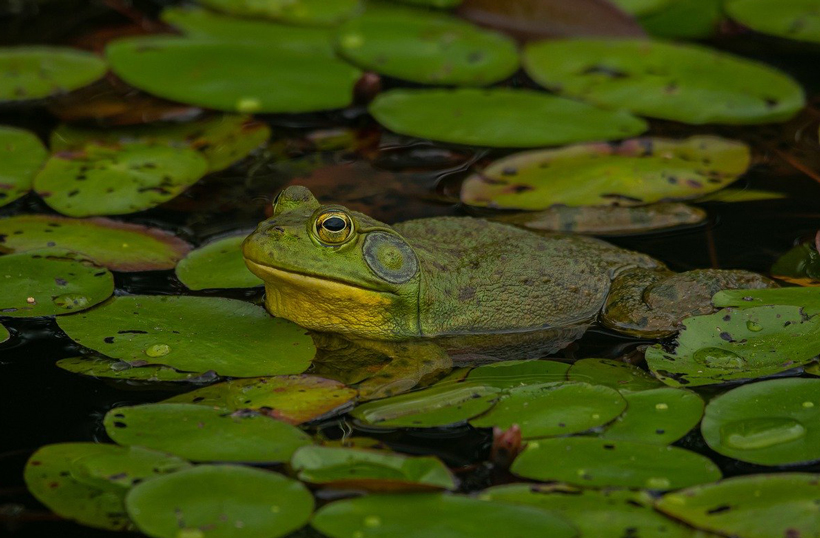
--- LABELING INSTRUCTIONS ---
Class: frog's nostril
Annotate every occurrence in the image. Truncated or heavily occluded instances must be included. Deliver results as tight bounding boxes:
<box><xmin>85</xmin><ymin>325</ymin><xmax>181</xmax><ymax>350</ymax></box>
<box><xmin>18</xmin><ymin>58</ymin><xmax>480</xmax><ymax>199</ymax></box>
<box><xmin>272</xmin><ymin>226</ymin><xmax>285</xmax><ymax>234</ymax></box>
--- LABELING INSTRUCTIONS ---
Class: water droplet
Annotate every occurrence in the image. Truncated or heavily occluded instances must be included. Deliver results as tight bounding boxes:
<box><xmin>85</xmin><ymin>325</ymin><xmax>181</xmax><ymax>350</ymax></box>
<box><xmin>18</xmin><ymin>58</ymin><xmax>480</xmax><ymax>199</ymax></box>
<box><xmin>803</xmin><ymin>401</ymin><xmax>815</xmax><ymax>408</ymax></box>
<box><xmin>645</xmin><ymin>477</ymin><xmax>670</xmax><ymax>489</ymax></box>
<box><xmin>693</xmin><ymin>347</ymin><xmax>746</xmax><ymax>369</ymax></box>
<box><xmin>26</xmin><ymin>296</ymin><xmax>36</xmax><ymax>304</ymax></box>
<box><xmin>364</xmin><ymin>516</ymin><xmax>381</xmax><ymax>528</ymax></box>
<box><xmin>746</xmin><ymin>320</ymin><xmax>763</xmax><ymax>332</ymax></box>
<box><xmin>52</xmin><ymin>294</ymin><xmax>89</xmax><ymax>310</ymax></box>
<box><xmin>655</xmin><ymin>403</ymin><xmax>669</xmax><ymax>411</ymax></box>
<box><xmin>145</xmin><ymin>344</ymin><xmax>170</xmax><ymax>357</ymax></box>
<box><xmin>720</xmin><ymin>417</ymin><xmax>806</xmax><ymax>450</ymax></box>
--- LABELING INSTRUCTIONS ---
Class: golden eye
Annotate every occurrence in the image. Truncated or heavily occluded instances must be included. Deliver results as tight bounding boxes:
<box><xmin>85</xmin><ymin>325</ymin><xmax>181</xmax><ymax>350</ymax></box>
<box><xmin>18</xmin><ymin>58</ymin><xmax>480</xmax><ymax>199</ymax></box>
<box><xmin>315</xmin><ymin>210</ymin><xmax>353</xmax><ymax>244</ymax></box>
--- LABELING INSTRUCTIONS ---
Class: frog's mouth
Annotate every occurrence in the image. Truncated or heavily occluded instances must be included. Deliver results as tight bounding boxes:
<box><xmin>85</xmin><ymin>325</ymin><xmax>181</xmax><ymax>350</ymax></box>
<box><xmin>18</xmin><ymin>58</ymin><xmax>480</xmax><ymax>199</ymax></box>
<box><xmin>244</xmin><ymin>259</ymin><xmax>393</xmax><ymax>295</ymax></box>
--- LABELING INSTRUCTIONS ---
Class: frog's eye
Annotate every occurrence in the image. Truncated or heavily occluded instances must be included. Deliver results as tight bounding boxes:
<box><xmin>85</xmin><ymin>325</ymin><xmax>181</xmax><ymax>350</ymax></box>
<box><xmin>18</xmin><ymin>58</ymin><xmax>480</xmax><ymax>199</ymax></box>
<box><xmin>315</xmin><ymin>210</ymin><xmax>353</xmax><ymax>244</ymax></box>
<box><xmin>271</xmin><ymin>190</ymin><xmax>283</xmax><ymax>214</ymax></box>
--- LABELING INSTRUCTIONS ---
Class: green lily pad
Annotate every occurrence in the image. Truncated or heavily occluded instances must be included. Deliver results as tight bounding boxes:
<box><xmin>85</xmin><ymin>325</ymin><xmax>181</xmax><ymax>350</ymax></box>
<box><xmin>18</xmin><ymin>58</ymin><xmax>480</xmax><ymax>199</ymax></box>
<box><xmin>0</xmin><ymin>248</ymin><xmax>113</xmax><ymax>317</ymax></box>
<box><xmin>771</xmin><ymin>240</ymin><xmax>820</xmax><ymax>286</ymax></box>
<box><xmin>291</xmin><ymin>446</ymin><xmax>456</xmax><ymax>490</ymax></box>
<box><xmin>512</xmin><ymin>437</ymin><xmax>722</xmax><ymax>489</ymax></box>
<box><xmin>312</xmin><ymin>493</ymin><xmax>577</xmax><ymax>538</ymax></box>
<box><xmin>646</xmin><ymin>305</ymin><xmax>820</xmax><ymax>387</ymax></box>
<box><xmin>639</xmin><ymin>0</ymin><xmax>723</xmax><ymax>39</ymax></box>
<box><xmin>656</xmin><ymin>473</ymin><xmax>820</xmax><ymax>538</ymax></box>
<box><xmin>695</xmin><ymin>187</ymin><xmax>787</xmax><ymax>202</ymax></box>
<box><xmin>465</xmin><ymin>359</ymin><xmax>569</xmax><ymax>389</ymax></box>
<box><xmin>567</xmin><ymin>358</ymin><xmax>665</xmax><ymax>392</ymax></box>
<box><xmin>599</xmin><ymin>387</ymin><xmax>704</xmax><ymax>445</ymax></box>
<box><xmin>726</xmin><ymin>0</ymin><xmax>820</xmax><ymax>44</ymax></box>
<box><xmin>126</xmin><ymin>464</ymin><xmax>314</xmax><ymax>538</ymax></box>
<box><xmin>0</xmin><ymin>47</ymin><xmax>107</xmax><ymax>102</ymax></box>
<box><xmin>701</xmin><ymin>378</ymin><xmax>820</xmax><ymax>466</ymax></box>
<box><xmin>56</xmin><ymin>356</ymin><xmax>213</xmax><ymax>382</ymax></box>
<box><xmin>175</xmin><ymin>233</ymin><xmax>262</xmax><ymax>290</ymax></box>
<box><xmin>369</xmin><ymin>88</ymin><xmax>647</xmax><ymax>148</ymax></box>
<box><xmin>57</xmin><ymin>296</ymin><xmax>314</xmax><ymax>377</ymax></box>
<box><xmin>107</xmin><ymin>36</ymin><xmax>362</xmax><ymax>113</ymax></box>
<box><xmin>69</xmin><ymin>445</ymin><xmax>191</xmax><ymax>489</ymax></box>
<box><xmin>0</xmin><ymin>214</ymin><xmax>191</xmax><ymax>271</ymax></box>
<box><xmin>335</xmin><ymin>6</ymin><xmax>518</xmax><ymax>86</ymax></box>
<box><xmin>197</xmin><ymin>0</ymin><xmax>361</xmax><ymax>26</ymax></box>
<box><xmin>611</xmin><ymin>0</ymin><xmax>675</xmax><ymax>16</ymax></box>
<box><xmin>713</xmin><ymin>286</ymin><xmax>820</xmax><ymax>315</ymax></box>
<box><xmin>0</xmin><ymin>323</ymin><xmax>8</xmax><ymax>343</ymax></box>
<box><xmin>165</xmin><ymin>375</ymin><xmax>357</xmax><ymax>424</ymax></box>
<box><xmin>469</xmin><ymin>382</ymin><xmax>627</xmax><ymax>439</ymax></box>
<box><xmin>460</xmin><ymin>136</ymin><xmax>750</xmax><ymax>209</ymax></box>
<box><xmin>104</xmin><ymin>403</ymin><xmax>312</xmax><ymax>462</ymax></box>
<box><xmin>395</xmin><ymin>0</ymin><xmax>462</xmax><ymax>7</ymax></box>
<box><xmin>523</xmin><ymin>39</ymin><xmax>805</xmax><ymax>124</ymax></box>
<box><xmin>350</xmin><ymin>382</ymin><xmax>501</xmax><ymax>428</ymax></box>
<box><xmin>0</xmin><ymin>126</ymin><xmax>47</xmax><ymax>208</ymax></box>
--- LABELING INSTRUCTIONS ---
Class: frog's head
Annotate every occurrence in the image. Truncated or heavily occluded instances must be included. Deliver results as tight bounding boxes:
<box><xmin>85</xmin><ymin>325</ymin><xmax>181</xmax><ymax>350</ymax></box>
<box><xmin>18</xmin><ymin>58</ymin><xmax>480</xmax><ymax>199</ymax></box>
<box><xmin>243</xmin><ymin>186</ymin><xmax>421</xmax><ymax>339</ymax></box>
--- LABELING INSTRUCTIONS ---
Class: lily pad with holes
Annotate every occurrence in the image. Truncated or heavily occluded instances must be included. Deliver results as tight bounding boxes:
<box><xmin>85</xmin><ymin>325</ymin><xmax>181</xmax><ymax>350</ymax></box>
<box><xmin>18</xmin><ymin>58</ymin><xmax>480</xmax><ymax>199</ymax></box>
<box><xmin>175</xmin><ymin>233</ymin><xmax>262</xmax><ymax>290</ymax></box>
<box><xmin>599</xmin><ymin>388</ymin><xmax>704</xmax><ymax>445</ymax></box>
<box><xmin>107</xmin><ymin>36</ymin><xmax>362</xmax><ymax>114</ymax></box>
<box><xmin>126</xmin><ymin>465</ymin><xmax>314</xmax><ymax>538</ymax></box>
<box><xmin>465</xmin><ymin>359</ymin><xmax>569</xmax><ymax>389</ymax></box>
<box><xmin>369</xmin><ymin>88</ymin><xmax>647</xmax><ymax>147</ymax></box>
<box><xmin>335</xmin><ymin>5</ymin><xmax>518</xmax><ymax>86</ymax></box>
<box><xmin>656</xmin><ymin>473</ymin><xmax>820</xmax><ymax>538</ymax></box>
<box><xmin>291</xmin><ymin>446</ymin><xmax>456</xmax><ymax>491</ymax></box>
<box><xmin>0</xmin><ymin>47</ymin><xmax>107</xmax><ymax>102</ymax></box>
<box><xmin>56</xmin><ymin>356</ymin><xmax>214</xmax><ymax>382</ymax></box>
<box><xmin>701</xmin><ymin>378</ymin><xmax>820</xmax><ymax>466</ymax></box>
<box><xmin>713</xmin><ymin>286</ymin><xmax>820</xmax><ymax>315</ymax></box>
<box><xmin>460</xmin><ymin>136</ymin><xmax>750</xmax><ymax>209</ymax></box>
<box><xmin>470</xmin><ymin>382</ymin><xmax>627</xmax><ymax>439</ymax></box>
<box><xmin>726</xmin><ymin>0</ymin><xmax>820</xmax><ymax>44</ymax></box>
<box><xmin>645</xmin><ymin>305</ymin><xmax>820</xmax><ymax>387</ymax></box>
<box><xmin>198</xmin><ymin>0</ymin><xmax>361</xmax><ymax>26</ymax></box>
<box><xmin>0</xmin><ymin>214</ymin><xmax>190</xmax><ymax>271</ymax></box>
<box><xmin>0</xmin><ymin>126</ymin><xmax>47</xmax><ymax>208</ymax></box>
<box><xmin>165</xmin><ymin>375</ymin><xmax>356</xmax><ymax>424</ymax></box>
<box><xmin>771</xmin><ymin>240</ymin><xmax>820</xmax><ymax>286</ymax></box>
<box><xmin>523</xmin><ymin>39</ymin><xmax>805</xmax><ymax>124</ymax></box>
<box><xmin>34</xmin><ymin>143</ymin><xmax>208</xmax><ymax>217</ymax></box>
<box><xmin>512</xmin><ymin>437</ymin><xmax>721</xmax><ymax>489</ymax></box>
<box><xmin>567</xmin><ymin>358</ymin><xmax>665</xmax><ymax>392</ymax></box>
<box><xmin>0</xmin><ymin>248</ymin><xmax>113</xmax><ymax>317</ymax></box>
<box><xmin>312</xmin><ymin>493</ymin><xmax>577</xmax><ymax>538</ymax></box>
<box><xmin>104</xmin><ymin>403</ymin><xmax>312</xmax><ymax>462</ymax></box>
<box><xmin>57</xmin><ymin>296</ymin><xmax>315</xmax><ymax>377</ymax></box>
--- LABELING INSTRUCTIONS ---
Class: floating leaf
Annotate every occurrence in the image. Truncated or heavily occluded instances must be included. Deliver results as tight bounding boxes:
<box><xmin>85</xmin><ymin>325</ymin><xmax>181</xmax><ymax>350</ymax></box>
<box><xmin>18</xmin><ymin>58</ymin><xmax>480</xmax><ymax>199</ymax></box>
<box><xmin>107</xmin><ymin>36</ymin><xmax>362</xmax><ymax>113</ymax></box>
<box><xmin>726</xmin><ymin>0</ymin><xmax>820</xmax><ymax>44</ymax></box>
<box><xmin>104</xmin><ymin>403</ymin><xmax>312</xmax><ymax>462</ymax></box>
<box><xmin>175</xmin><ymin>233</ymin><xmax>262</xmax><ymax>290</ymax></box>
<box><xmin>712</xmin><ymin>287</ymin><xmax>820</xmax><ymax>315</ymax></box>
<box><xmin>567</xmin><ymin>358</ymin><xmax>665</xmax><ymax>392</ymax></box>
<box><xmin>0</xmin><ymin>126</ymin><xmax>47</xmax><ymax>208</ymax></box>
<box><xmin>639</xmin><ymin>0</ymin><xmax>723</xmax><ymax>39</ymax></box>
<box><xmin>0</xmin><ymin>47</ymin><xmax>107</xmax><ymax>102</ymax></box>
<box><xmin>397</xmin><ymin>0</ymin><xmax>463</xmax><ymax>7</ymax></box>
<box><xmin>523</xmin><ymin>39</ymin><xmax>805</xmax><ymax>124</ymax></box>
<box><xmin>771</xmin><ymin>239</ymin><xmax>820</xmax><ymax>286</ymax></box>
<box><xmin>460</xmin><ymin>136</ymin><xmax>750</xmax><ymax>209</ymax></box>
<box><xmin>611</xmin><ymin>0</ymin><xmax>674</xmax><ymax>16</ymax></box>
<box><xmin>126</xmin><ymin>465</ymin><xmax>314</xmax><ymax>538</ymax></box>
<box><xmin>0</xmin><ymin>248</ymin><xmax>113</xmax><ymax>317</ymax></box>
<box><xmin>695</xmin><ymin>187</ymin><xmax>786</xmax><ymax>202</ymax></box>
<box><xmin>56</xmin><ymin>356</ymin><xmax>213</xmax><ymax>382</ymax></box>
<box><xmin>370</xmin><ymin>88</ymin><xmax>647</xmax><ymax>147</ymax></box>
<box><xmin>599</xmin><ymin>387</ymin><xmax>704</xmax><ymax>445</ymax></box>
<box><xmin>165</xmin><ymin>375</ymin><xmax>356</xmax><ymax>424</ymax></box>
<box><xmin>291</xmin><ymin>446</ymin><xmax>456</xmax><ymax>491</ymax></box>
<box><xmin>57</xmin><ymin>296</ymin><xmax>315</xmax><ymax>377</ymax></box>
<box><xmin>511</xmin><ymin>437</ymin><xmax>722</xmax><ymax>489</ymax></box>
<box><xmin>0</xmin><ymin>323</ymin><xmax>8</xmax><ymax>343</ymax></box>
<box><xmin>197</xmin><ymin>0</ymin><xmax>361</xmax><ymax>26</ymax></box>
<box><xmin>465</xmin><ymin>359</ymin><xmax>569</xmax><ymax>389</ymax></box>
<box><xmin>69</xmin><ymin>446</ymin><xmax>191</xmax><ymax>489</ymax></box>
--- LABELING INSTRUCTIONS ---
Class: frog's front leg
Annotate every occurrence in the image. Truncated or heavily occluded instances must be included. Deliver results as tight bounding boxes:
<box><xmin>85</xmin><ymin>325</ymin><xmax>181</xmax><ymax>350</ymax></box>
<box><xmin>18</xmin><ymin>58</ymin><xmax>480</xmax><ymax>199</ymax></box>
<box><xmin>601</xmin><ymin>267</ymin><xmax>775</xmax><ymax>338</ymax></box>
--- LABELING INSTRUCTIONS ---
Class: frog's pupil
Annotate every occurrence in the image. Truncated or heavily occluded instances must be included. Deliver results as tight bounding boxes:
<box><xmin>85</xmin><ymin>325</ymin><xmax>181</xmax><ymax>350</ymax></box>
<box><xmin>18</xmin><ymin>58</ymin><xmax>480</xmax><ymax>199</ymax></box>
<box><xmin>323</xmin><ymin>217</ymin><xmax>346</xmax><ymax>232</ymax></box>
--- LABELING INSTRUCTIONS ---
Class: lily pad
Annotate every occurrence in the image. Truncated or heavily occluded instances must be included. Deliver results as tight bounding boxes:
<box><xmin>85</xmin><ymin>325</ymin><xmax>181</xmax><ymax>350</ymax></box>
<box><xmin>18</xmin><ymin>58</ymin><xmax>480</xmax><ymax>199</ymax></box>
<box><xmin>126</xmin><ymin>464</ymin><xmax>314</xmax><ymax>538</ymax></box>
<box><xmin>335</xmin><ymin>6</ymin><xmax>518</xmax><ymax>85</ymax></box>
<box><xmin>701</xmin><ymin>378</ymin><xmax>820</xmax><ymax>466</ymax></box>
<box><xmin>0</xmin><ymin>248</ymin><xmax>113</xmax><ymax>317</ymax></box>
<box><xmin>175</xmin><ymin>233</ymin><xmax>263</xmax><ymax>290</ymax></box>
<box><xmin>599</xmin><ymin>387</ymin><xmax>704</xmax><ymax>445</ymax></box>
<box><xmin>57</xmin><ymin>296</ymin><xmax>315</xmax><ymax>377</ymax></box>
<box><xmin>56</xmin><ymin>356</ymin><xmax>214</xmax><ymax>382</ymax></box>
<box><xmin>567</xmin><ymin>358</ymin><xmax>665</xmax><ymax>392</ymax></box>
<box><xmin>523</xmin><ymin>39</ymin><xmax>805</xmax><ymax>124</ymax></box>
<box><xmin>0</xmin><ymin>126</ymin><xmax>47</xmax><ymax>208</ymax></box>
<box><xmin>0</xmin><ymin>47</ymin><xmax>107</xmax><ymax>102</ymax></box>
<box><xmin>460</xmin><ymin>136</ymin><xmax>750</xmax><ymax>209</ymax></box>
<box><xmin>465</xmin><ymin>359</ymin><xmax>569</xmax><ymax>389</ymax></box>
<box><xmin>291</xmin><ymin>446</ymin><xmax>456</xmax><ymax>490</ymax></box>
<box><xmin>771</xmin><ymin>239</ymin><xmax>820</xmax><ymax>286</ymax></box>
<box><xmin>69</xmin><ymin>445</ymin><xmax>191</xmax><ymax>489</ymax></box>
<box><xmin>726</xmin><ymin>0</ymin><xmax>820</xmax><ymax>44</ymax></box>
<box><xmin>312</xmin><ymin>493</ymin><xmax>577</xmax><ymax>538</ymax></box>
<box><xmin>165</xmin><ymin>375</ymin><xmax>357</xmax><ymax>424</ymax></box>
<box><xmin>369</xmin><ymin>88</ymin><xmax>647</xmax><ymax>147</ymax></box>
<box><xmin>639</xmin><ymin>0</ymin><xmax>723</xmax><ymax>39</ymax></box>
<box><xmin>645</xmin><ymin>305</ymin><xmax>820</xmax><ymax>387</ymax></box>
<box><xmin>0</xmin><ymin>323</ymin><xmax>8</xmax><ymax>343</ymax></box>
<box><xmin>611</xmin><ymin>0</ymin><xmax>674</xmax><ymax>16</ymax></box>
<box><xmin>107</xmin><ymin>36</ymin><xmax>362</xmax><ymax>113</ymax></box>
<box><xmin>469</xmin><ymin>382</ymin><xmax>627</xmax><ymax>439</ymax></box>
<box><xmin>713</xmin><ymin>285</ymin><xmax>820</xmax><ymax>314</ymax></box>
<box><xmin>656</xmin><ymin>473</ymin><xmax>820</xmax><ymax>538</ymax></box>
<box><xmin>197</xmin><ymin>0</ymin><xmax>361</xmax><ymax>26</ymax></box>
<box><xmin>0</xmin><ymin>214</ymin><xmax>191</xmax><ymax>271</ymax></box>
<box><xmin>104</xmin><ymin>403</ymin><xmax>312</xmax><ymax>462</ymax></box>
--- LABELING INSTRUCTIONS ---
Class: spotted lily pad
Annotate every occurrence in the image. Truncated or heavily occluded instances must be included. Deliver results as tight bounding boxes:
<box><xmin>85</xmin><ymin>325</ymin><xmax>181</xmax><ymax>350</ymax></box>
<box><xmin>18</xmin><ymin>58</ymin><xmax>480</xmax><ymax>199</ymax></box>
<box><xmin>656</xmin><ymin>473</ymin><xmax>820</xmax><ymax>538</ymax></box>
<box><xmin>107</xmin><ymin>36</ymin><xmax>362</xmax><ymax>113</ymax></box>
<box><xmin>291</xmin><ymin>446</ymin><xmax>456</xmax><ymax>490</ymax></box>
<box><xmin>465</xmin><ymin>359</ymin><xmax>569</xmax><ymax>389</ymax></box>
<box><xmin>701</xmin><ymin>378</ymin><xmax>820</xmax><ymax>465</ymax></box>
<box><xmin>165</xmin><ymin>375</ymin><xmax>356</xmax><ymax>424</ymax></box>
<box><xmin>726</xmin><ymin>0</ymin><xmax>820</xmax><ymax>44</ymax></box>
<box><xmin>523</xmin><ymin>39</ymin><xmax>805</xmax><ymax>124</ymax></box>
<box><xmin>126</xmin><ymin>465</ymin><xmax>314</xmax><ymax>538</ymax></box>
<box><xmin>104</xmin><ymin>403</ymin><xmax>312</xmax><ymax>462</ymax></box>
<box><xmin>0</xmin><ymin>47</ymin><xmax>107</xmax><ymax>102</ymax></box>
<box><xmin>369</xmin><ymin>88</ymin><xmax>647</xmax><ymax>147</ymax></box>
<box><xmin>57</xmin><ymin>296</ymin><xmax>314</xmax><ymax>377</ymax></box>
<box><xmin>0</xmin><ymin>248</ymin><xmax>113</xmax><ymax>317</ymax></box>
<box><xmin>56</xmin><ymin>356</ymin><xmax>214</xmax><ymax>382</ymax></box>
<box><xmin>175</xmin><ymin>233</ymin><xmax>262</xmax><ymax>290</ymax></box>
<box><xmin>460</xmin><ymin>136</ymin><xmax>750</xmax><ymax>209</ymax></box>
<box><xmin>771</xmin><ymin>239</ymin><xmax>820</xmax><ymax>286</ymax></box>
<box><xmin>511</xmin><ymin>437</ymin><xmax>722</xmax><ymax>489</ymax></box>
<box><xmin>0</xmin><ymin>214</ymin><xmax>191</xmax><ymax>271</ymax></box>
<box><xmin>0</xmin><ymin>126</ymin><xmax>47</xmax><ymax>208</ymax></box>
<box><xmin>599</xmin><ymin>388</ymin><xmax>704</xmax><ymax>445</ymax></box>
<box><xmin>197</xmin><ymin>0</ymin><xmax>361</xmax><ymax>26</ymax></box>
<box><xmin>713</xmin><ymin>286</ymin><xmax>820</xmax><ymax>315</ymax></box>
<box><xmin>567</xmin><ymin>358</ymin><xmax>665</xmax><ymax>392</ymax></box>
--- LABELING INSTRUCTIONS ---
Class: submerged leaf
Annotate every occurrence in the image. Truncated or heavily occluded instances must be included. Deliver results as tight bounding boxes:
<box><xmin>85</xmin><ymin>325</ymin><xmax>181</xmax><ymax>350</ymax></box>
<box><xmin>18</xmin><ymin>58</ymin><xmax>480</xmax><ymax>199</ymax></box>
<box><xmin>0</xmin><ymin>47</ymin><xmax>107</xmax><ymax>102</ymax></box>
<box><xmin>771</xmin><ymin>239</ymin><xmax>820</xmax><ymax>286</ymax></box>
<box><xmin>0</xmin><ymin>126</ymin><xmax>47</xmax><ymax>208</ymax></box>
<box><xmin>0</xmin><ymin>323</ymin><xmax>8</xmax><ymax>343</ymax></box>
<box><xmin>57</xmin><ymin>356</ymin><xmax>213</xmax><ymax>382</ymax></box>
